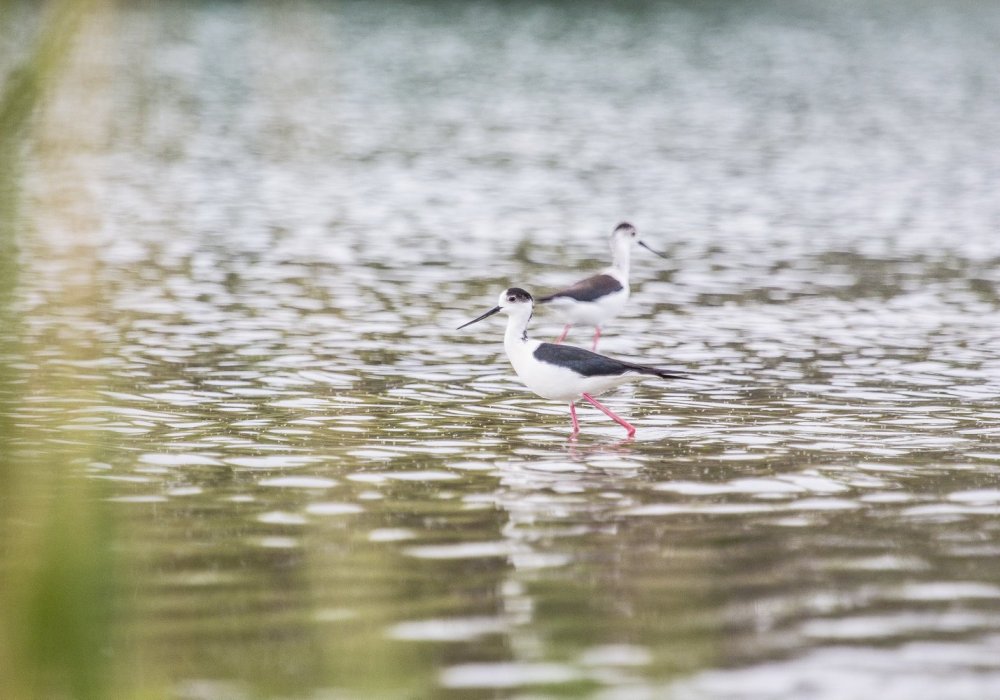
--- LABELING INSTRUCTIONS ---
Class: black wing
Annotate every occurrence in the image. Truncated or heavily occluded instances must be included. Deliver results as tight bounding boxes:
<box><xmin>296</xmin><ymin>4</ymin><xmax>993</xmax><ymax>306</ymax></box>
<box><xmin>538</xmin><ymin>274</ymin><xmax>623</xmax><ymax>303</ymax></box>
<box><xmin>533</xmin><ymin>343</ymin><xmax>686</xmax><ymax>380</ymax></box>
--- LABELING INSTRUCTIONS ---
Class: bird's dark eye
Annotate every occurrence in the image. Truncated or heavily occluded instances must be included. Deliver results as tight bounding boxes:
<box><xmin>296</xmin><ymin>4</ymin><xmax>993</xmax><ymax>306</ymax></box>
<box><xmin>507</xmin><ymin>296</ymin><xmax>516</xmax><ymax>302</ymax></box>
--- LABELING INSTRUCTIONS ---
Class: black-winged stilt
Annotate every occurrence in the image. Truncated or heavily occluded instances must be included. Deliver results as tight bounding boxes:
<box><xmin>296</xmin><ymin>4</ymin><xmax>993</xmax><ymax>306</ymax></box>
<box><xmin>458</xmin><ymin>287</ymin><xmax>685</xmax><ymax>438</ymax></box>
<box><xmin>538</xmin><ymin>221</ymin><xmax>666</xmax><ymax>350</ymax></box>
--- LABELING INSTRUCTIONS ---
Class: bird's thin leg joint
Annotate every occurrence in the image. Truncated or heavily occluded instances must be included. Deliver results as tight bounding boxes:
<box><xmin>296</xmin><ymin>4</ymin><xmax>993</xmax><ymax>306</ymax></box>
<box><xmin>555</xmin><ymin>324</ymin><xmax>571</xmax><ymax>344</ymax></box>
<box><xmin>591</xmin><ymin>326</ymin><xmax>601</xmax><ymax>351</ymax></box>
<box><xmin>569</xmin><ymin>402</ymin><xmax>580</xmax><ymax>437</ymax></box>
<box><xmin>581</xmin><ymin>393</ymin><xmax>636</xmax><ymax>437</ymax></box>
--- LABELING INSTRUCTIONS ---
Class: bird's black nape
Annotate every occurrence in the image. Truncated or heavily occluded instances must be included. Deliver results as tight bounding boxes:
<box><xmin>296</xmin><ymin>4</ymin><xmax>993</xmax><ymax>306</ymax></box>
<box><xmin>504</xmin><ymin>287</ymin><xmax>533</xmax><ymax>303</ymax></box>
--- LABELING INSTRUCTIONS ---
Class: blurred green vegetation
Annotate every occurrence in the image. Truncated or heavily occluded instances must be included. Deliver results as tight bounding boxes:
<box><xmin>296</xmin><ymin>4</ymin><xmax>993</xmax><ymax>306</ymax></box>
<box><xmin>0</xmin><ymin>4</ymin><xmax>449</xmax><ymax>697</ymax></box>
<box><xmin>1</xmin><ymin>1</ymin><xmax>119</xmax><ymax>699</ymax></box>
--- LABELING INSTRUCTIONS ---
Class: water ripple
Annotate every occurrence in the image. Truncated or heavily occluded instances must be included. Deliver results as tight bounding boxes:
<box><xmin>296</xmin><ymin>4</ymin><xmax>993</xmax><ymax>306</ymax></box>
<box><xmin>4</xmin><ymin>1</ymin><xmax>1000</xmax><ymax>698</ymax></box>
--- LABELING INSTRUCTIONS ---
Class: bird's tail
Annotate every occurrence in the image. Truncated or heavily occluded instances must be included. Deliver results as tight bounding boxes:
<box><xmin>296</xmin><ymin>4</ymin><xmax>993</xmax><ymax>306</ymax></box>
<box><xmin>625</xmin><ymin>362</ymin><xmax>688</xmax><ymax>380</ymax></box>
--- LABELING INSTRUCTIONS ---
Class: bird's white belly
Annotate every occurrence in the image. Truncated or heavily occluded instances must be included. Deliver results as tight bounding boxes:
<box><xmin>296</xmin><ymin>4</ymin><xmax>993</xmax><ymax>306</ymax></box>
<box><xmin>549</xmin><ymin>287</ymin><xmax>629</xmax><ymax>326</ymax></box>
<box><xmin>506</xmin><ymin>345</ymin><xmax>636</xmax><ymax>401</ymax></box>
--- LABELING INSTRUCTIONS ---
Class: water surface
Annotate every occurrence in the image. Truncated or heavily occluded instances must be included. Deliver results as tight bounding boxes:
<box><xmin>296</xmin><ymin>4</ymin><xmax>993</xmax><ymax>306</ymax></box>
<box><xmin>2</xmin><ymin>1</ymin><xmax>1000</xmax><ymax>698</ymax></box>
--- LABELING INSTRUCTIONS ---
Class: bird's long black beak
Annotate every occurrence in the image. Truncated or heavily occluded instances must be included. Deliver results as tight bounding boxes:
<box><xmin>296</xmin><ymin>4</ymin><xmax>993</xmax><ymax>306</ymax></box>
<box><xmin>457</xmin><ymin>305</ymin><xmax>501</xmax><ymax>330</ymax></box>
<box><xmin>638</xmin><ymin>240</ymin><xmax>668</xmax><ymax>259</ymax></box>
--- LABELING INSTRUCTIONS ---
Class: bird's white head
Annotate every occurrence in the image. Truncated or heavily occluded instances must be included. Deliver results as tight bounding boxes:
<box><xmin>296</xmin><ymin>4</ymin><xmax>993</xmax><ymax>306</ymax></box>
<box><xmin>497</xmin><ymin>287</ymin><xmax>534</xmax><ymax>311</ymax></box>
<box><xmin>457</xmin><ymin>287</ymin><xmax>534</xmax><ymax>334</ymax></box>
<box><xmin>612</xmin><ymin>222</ymin><xmax>639</xmax><ymax>243</ymax></box>
<box><xmin>610</xmin><ymin>221</ymin><xmax>666</xmax><ymax>270</ymax></box>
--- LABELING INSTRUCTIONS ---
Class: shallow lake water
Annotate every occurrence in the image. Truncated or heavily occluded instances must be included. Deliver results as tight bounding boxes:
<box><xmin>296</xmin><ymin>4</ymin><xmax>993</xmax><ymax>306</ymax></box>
<box><xmin>2</xmin><ymin>1</ymin><xmax>1000</xmax><ymax>698</ymax></box>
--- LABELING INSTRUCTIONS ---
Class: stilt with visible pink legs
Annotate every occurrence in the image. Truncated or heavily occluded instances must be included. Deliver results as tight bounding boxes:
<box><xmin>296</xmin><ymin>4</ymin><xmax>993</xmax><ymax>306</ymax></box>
<box><xmin>459</xmin><ymin>287</ymin><xmax>687</xmax><ymax>440</ymax></box>
<box><xmin>535</xmin><ymin>222</ymin><xmax>668</xmax><ymax>353</ymax></box>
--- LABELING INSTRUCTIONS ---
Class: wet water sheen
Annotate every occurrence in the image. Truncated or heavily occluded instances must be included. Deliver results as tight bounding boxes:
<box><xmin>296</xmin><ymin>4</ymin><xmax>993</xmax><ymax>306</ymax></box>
<box><xmin>3</xmin><ymin>1</ymin><xmax>1000</xmax><ymax>698</ymax></box>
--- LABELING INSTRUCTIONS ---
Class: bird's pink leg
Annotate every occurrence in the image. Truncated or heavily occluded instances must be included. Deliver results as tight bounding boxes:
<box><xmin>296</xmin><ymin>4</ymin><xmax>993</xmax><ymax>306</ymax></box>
<box><xmin>581</xmin><ymin>393</ymin><xmax>636</xmax><ymax>437</ymax></box>
<box><xmin>591</xmin><ymin>326</ymin><xmax>602</xmax><ymax>351</ymax></box>
<box><xmin>555</xmin><ymin>324</ymin><xmax>571</xmax><ymax>344</ymax></box>
<box><xmin>569</xmin><ymin>402</ymin><xmax>580</xmax><ymax>437</ymax></box>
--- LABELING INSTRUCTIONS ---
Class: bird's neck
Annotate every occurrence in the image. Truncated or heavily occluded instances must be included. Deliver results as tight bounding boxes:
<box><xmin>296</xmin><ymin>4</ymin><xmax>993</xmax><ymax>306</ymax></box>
<box><xmin>610</xmin><ymin>237</ymin><xmax>631</xmax><ymax>275</ymax></box>
<box><xmin>504</xmin><ymin>309</ymin><xmax>532</xmax><ymax>348</ymax></box>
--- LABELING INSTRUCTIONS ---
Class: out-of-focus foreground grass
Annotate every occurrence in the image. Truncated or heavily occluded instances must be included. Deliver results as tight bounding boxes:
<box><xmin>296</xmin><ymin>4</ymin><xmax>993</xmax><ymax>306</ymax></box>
<box><xmin>0</xmin><ymin>1</ymin><xmax>132</xmax><ymax>697</ymax></box>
